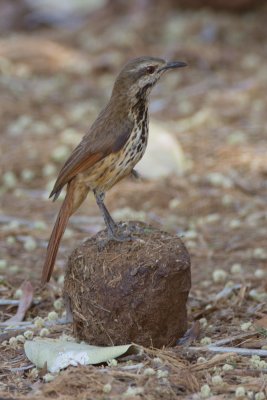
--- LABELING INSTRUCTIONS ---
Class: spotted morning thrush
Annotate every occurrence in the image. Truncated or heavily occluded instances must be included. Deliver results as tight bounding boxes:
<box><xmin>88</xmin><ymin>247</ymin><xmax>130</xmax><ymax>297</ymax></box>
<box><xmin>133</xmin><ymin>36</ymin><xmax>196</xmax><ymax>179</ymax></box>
<box><xmin>41</xmin><ymin>56</ymin><xmax>187</xmax><ymax>284</ymax></box>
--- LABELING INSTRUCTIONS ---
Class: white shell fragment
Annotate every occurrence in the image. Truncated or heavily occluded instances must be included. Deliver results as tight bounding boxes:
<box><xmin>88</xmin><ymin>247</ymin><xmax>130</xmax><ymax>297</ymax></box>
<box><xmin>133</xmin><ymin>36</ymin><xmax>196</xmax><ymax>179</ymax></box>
<box><xmin>24</xmin><ymin>338</ymin><xmax>137</xmax><ymax>373</ymax></box>
<box><xmin>136</xmin><ymin>120</ymin><xmax>186</xmax><ymax>179</ymax></box>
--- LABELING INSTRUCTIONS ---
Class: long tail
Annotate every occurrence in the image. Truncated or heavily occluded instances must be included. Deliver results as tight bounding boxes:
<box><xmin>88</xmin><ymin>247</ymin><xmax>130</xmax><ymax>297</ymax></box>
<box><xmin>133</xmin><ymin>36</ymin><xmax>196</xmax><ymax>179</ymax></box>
<box><xmin>41</xmin><ymin>182</ymin><xmax>76</xmax><ymax>285</ymax></box>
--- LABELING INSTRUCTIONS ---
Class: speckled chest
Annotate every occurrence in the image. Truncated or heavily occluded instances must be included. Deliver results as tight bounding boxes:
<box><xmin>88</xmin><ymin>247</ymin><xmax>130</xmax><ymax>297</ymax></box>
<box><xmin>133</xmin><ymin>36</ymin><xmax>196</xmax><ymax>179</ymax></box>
<box><xmin>82</xmin><ymin>105</ymin><xmax>149</xmax><ymax>192</ymax></box>
<box><xmin>122</xmin><ymin>107</ymin><xmax>149</xmax><ymax>167</ymax></box>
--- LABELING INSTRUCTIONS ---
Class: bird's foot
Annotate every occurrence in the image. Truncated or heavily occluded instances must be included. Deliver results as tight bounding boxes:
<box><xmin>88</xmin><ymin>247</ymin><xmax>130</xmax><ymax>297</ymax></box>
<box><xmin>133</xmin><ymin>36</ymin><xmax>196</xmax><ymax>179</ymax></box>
<box><xmin>97</xmin><ymin>227</ymin><xmax>135</xmax><ymax>251</ymax></box>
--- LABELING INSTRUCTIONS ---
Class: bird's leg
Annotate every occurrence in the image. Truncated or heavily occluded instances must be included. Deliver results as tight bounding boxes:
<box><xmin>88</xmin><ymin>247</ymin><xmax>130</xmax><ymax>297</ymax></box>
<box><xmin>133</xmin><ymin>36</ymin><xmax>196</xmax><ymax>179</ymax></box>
<box><xmin>93</xmin><ymin>190</ymin><xmax>131</xmax><ymax>242</ymax></box>
<box><xmin>94</xmin><ymin>191</ymin><xmax>117</xmax><ymax>232</ymax></box>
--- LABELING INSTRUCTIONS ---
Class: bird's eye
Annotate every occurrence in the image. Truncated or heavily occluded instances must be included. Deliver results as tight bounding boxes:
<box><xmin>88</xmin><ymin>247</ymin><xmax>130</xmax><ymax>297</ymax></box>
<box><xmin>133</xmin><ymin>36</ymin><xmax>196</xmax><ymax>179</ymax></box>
<box><xmin>146</xmin><ymin>66</ymin><xmax>156</xmax><ymax>74</ymax></box>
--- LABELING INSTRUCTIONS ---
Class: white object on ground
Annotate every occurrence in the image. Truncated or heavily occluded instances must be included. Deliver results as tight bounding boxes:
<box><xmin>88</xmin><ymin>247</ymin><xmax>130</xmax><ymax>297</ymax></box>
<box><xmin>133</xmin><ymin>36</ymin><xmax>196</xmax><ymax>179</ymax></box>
<box><xmin>136</xmin><ymin>120</ymin><xmax>186</xmax><ymax>179</ymax></box>
<box><xmin>24</xmin><ymin>338</ymin><xmax>138</xmax><ymax>373</ymax></box>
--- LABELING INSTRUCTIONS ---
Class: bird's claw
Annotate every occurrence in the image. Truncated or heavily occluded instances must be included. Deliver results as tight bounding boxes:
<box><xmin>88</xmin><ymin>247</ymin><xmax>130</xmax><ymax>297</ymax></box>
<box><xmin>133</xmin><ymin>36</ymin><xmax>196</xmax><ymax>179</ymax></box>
<box><xmin>97</xmin><ymin>228</ymin><xmax>135</xmax><ymax>251</ymax></box>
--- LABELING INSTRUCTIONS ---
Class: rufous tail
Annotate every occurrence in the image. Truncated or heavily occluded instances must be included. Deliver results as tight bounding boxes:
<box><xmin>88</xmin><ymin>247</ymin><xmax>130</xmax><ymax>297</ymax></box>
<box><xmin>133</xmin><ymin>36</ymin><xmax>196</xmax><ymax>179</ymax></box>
<box><xmin>41</xmin><ymin>181</ymin><xmax>76</xmax><ymax>285</ymax></box>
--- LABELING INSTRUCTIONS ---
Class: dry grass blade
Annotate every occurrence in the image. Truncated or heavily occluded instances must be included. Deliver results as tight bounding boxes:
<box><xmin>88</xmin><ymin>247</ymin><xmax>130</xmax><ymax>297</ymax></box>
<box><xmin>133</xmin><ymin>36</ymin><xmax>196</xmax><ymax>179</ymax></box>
<box><xmin>211</xmin><ymin>332</ymin><xmax>258</xmax><ymax>346</ymax></box>
<box><xmin>3</xmin><ymin>281</ymin><xmax>33</xmax><ymax>324</ymax></box>
<box><xmin>189</xmin><ymin>346</ymin><xmax>267</xmax><ymax>357</ymax></box>
<box><xmin>191</xmin><ymin>352</ymin><xmax>236</xmax><ymax>372</ymax></box>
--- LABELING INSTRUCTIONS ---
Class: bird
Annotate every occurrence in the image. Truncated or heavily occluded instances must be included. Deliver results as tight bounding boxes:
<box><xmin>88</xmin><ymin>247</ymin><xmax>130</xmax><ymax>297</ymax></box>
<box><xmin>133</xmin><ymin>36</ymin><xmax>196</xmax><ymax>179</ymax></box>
<box><xmin>41</xmin><ymin>56</ymin><xmax>187</xmax><ymax>284</ymax></box>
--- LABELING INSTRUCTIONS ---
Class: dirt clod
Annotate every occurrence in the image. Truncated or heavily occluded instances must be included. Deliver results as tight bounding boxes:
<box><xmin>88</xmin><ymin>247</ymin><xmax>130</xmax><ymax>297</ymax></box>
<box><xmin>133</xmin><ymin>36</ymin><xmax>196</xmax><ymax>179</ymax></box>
<box><xmin>64</xmin><ymin>221</ymin><xmax>191</xmax><ymax>348</ymax></box>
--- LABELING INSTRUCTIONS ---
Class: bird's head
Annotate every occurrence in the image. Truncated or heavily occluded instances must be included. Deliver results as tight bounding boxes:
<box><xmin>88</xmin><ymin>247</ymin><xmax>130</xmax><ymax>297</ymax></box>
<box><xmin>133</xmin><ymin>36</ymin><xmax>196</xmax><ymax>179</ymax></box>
<box><xmin>112</xmin><ymin>56</ymin><xmax>187</xmax><ymax>102</ymax></box>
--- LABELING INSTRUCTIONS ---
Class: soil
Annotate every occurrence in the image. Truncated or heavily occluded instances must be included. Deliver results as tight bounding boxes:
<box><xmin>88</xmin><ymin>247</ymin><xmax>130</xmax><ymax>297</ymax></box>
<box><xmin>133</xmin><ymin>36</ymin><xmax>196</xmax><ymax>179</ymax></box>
<box><xmin>0</xmin><ymin>2</ymin><xmax>267</xmax><ymax>399</ymax></box>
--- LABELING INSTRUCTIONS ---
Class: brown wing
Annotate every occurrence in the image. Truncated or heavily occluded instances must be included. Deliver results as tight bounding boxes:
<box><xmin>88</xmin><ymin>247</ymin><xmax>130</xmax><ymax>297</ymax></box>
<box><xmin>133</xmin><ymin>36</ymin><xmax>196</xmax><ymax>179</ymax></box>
<box><xmin>50</xmin><ymin>105</ymin><xmax>133</xmax><ymax>199</ymax></box>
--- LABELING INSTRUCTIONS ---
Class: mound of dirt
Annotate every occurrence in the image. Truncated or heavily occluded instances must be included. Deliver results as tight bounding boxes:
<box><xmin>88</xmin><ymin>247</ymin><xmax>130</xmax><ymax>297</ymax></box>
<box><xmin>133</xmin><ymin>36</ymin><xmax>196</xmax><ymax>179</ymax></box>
<box><xmin>64</xmin><ymin>221</ymin><xmax>191</xmax><ymax>348</ymax></box>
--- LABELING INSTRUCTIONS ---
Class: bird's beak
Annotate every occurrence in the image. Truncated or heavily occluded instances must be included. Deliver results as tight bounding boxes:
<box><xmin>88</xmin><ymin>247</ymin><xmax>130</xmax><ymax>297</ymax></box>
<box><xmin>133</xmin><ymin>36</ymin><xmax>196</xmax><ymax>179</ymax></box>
<box><xmin>159</xmin><ymin>61</ymin><xmax>187</xmax><ymax>72</ymax></box>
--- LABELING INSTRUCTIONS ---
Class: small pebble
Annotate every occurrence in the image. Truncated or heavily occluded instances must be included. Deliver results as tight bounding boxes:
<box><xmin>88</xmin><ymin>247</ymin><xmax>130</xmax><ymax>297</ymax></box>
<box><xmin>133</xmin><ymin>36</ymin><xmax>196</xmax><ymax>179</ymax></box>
<box><xmin>221</xmin><ymin>194</ymin><xmax>233</xmax><ymax>206</ymax></box>
<box><xmin>200</xmin><ymin>337</ymin><xmax>212</xmax><ymax>346</ymax></box>
<box><xmin>255</xmin><ymin>392</ymin><xmax>266</xmax><ymax>400</ymax></box>
<box><xmin>6</xmin><ymin>236</ymin><xmax>16</xmax><ymax>245</ymax></box>
<box><xmin>34</xmin><ymin>317</ymin><xmax>45</xmax><ymax>328</ymax></box>
<box><xmin>14</xmin><ymin>189</ymin><xmax>24</xmax><ymax>198</ymax></box>
<box><xmin>43</xmin><ymin>373</ymin><xmax>55</xmax><ymax>383</ymax></box>
<box><xmin>33</xmin><ymin>220</ymin><xmax>47</xmax><ymax>230</ymax></box>
<box><xmin>8</xmin><ymin>115</ymin><xmax>32</xmax><ymax>136</ymax></box>
<box><xmin>227</xmin><ymin>131</ymin><xmax>246</xmax><ymax>145</ymax></box>
<box><xmin>169</xmin><ymin>198</ymin><xmax>181</xmax><ymax>209</ymax></box>
<box><xmin>249</xmin><ymin>289</ymin><xmax>267</xmax><ymax>302</ymax></box>
<box><xmin>9</xmin><ymin>265</ymin><xmax>19</xmax><ymax>273</ymax></box>
<box><xmin>231</xmin><ymin>263</ymin><xmax>243</xmax><ymax>275</ymax></box>
<box><xmin>143</xmin><ymin>367</ymin><xmax>155</xmax><ymax>376</ymax></box>
<box><xmin>16</xmin><ymin>335</ymin><xmax>26</xmax><ymax>344</ymax></box>
<box><xmin>253</xmin><ymin>248</ymin><xmax>267</xmax><ymax>259</ymax></box>
<box><xmin>9</xmin><ymin>337</ymin><xmax>18</xmax><ymax>347</ymax></box>
<box><xmin>258</xmin><ymin>360</ymin><xmax>267</xmax><ymax>369</ymax></box>
<box><xmin>60</xmin><ymin>128</ymin><xmax>81</xmax><ymax>145</ymax></box>
<box><xmin>186</xmin><ymin>240</ymin><xmax>197</xmax><ymax>249</ymax></box>
<box><xmin>207</xmin><ymin>172</ymin><xmax>232</xmax><ymax>188</ymax></box>
<box><xmin>103</xmin><ymin>383</ymin><xmax>112</xmax><ymax>393</ymax></box>
<box><xmin>0</xmin><ymin>260</ymin><xmax>7</xmax><ymax>270</ymax></box>
<box><xmin>5</xmin><ymin>220</ymin><xmax>20</xmax><ymax>230</ymax></box>
<box><xmin>249</xmin><ymin>356</ymin><xmax>267</xmax><ymax>370</ymax></box>
<box><xmin>254</xmin><ymin>269</ymin><xmax>265</xmax><ymax>279</ymax></box>
<box><xmin>200</xmin><ymin>384</ymin><xmax>212</xmax><ymax>398</ymax></box>
<box><xmin>183</xmin><ymin>230</ymin><xmax>198</xmax><ymax>239</ymax></box>
<box><xmin>205</xmin><ymin>213</ymin><xmax>220</xmax><ymax>223</ymax></box>
<box><xmin>51</xmin><ymin>145</ymin><xmax>70</xmax><ymax>162</ymax></box>
<box><xmin>240</xmin><ymin>321</ymin><xmax>252</xmax><ymax>331</ymax></box>
<box><xmin>222</xmin><ymin>364</ymin><xmax>234</xmax><ymax>371</ymax></box>
<box><xmin>53</xmin><ymin>298</ymin><xmax>64</xmax><ymax>311</ymax></box>
<box><xmin>229</xmin><ymin>219</ymin><xmax>242</xmax><ymax>229</ymax></box>
<box><xmin>153</xmin><ymin>357</ymin><xmax>163</xmax><ymax>364</ymax></box>
<box><xmin>64</xmin><ymin>228</ymin><xmax>74</xmax><ymax>239</ymax></box>
<box><xmin>14</xmin><ymin>288</ymin><xmax>23</xmax><ymax>298</ymax></box>
<box><xmin>57</xmin><ymin>275</ymin><xmax>65</xmax><ymax>285</ymax></box>
<box><xmin>235</xmin><ymin>386</ymin><xmax>246</xmax><ymax>398</ymax></box>
<box><xmin>250</xmin><ymin>355</ymin><xmax>260</xmax><ymax>367</ymax></box>
<box><xmin>24</xmin><ymin>330</ymin><xmax>34</xmax><ymax>340</ymax></box>
<box><xmin>197</xmin><ymin>357</ymin><xmax>207</xmax><ymax>364</ymax></box>
<box><xmin>212</xmin><ymin>269</ymin><xmax>227</xmax><ymax>283</ymax></box>
<box><xmin>48</xmin><ymin>311</ymin><xmax>58</xmax><ymax>321</ymax></box>
<box><xmin>50</xmin><ymin>115</ymin><xmax>65</xmax><ymax>129</ymax></box>
<box><xmin>242</xmin><ymin>53</ymin><xmax>260</xmax><ymax>69</ymax></box>
<box><xmin>124</xmin><ymin>386</ymin><xmax>144</xmax><ymax>396</ymax></box>
<box><xmin>211</xmin><ymin>375</ymin><xmax>223</xmax><ymax>386</ymax></box>
<box><xmin>42</xmin><ymin>163</ymin><xmax>57</xmax><ymax>177</ymax></box>
<box><xmin>199</xmin><ymin>318</ymin><xmax>208</xmax><ymax>328</ymax></box>
<box><xmin>24</xmin><ymin>237</ymin><xmax>37</xmax><ymax>251</ymax></box>
<box><xmin>107</xmin><ymin>359</ymin><xmax>117</xmax><ymax>367</ymax></box>
<box><xmin>157</xmin><ymin>370</ymin><xmax>168</xmax><ymax>378</ymax></box>
<box><xmin>32</xmin><ymin>121</ymin><xmax>50</xmax><ymax>136</ymax></box>
<box><xmin>201</xmin><ymin>280</ymin><xmax>211</xmax><ymax>288</ymax></box>
<box><xmin>21</xmin><ymin>169</ymin><xmax>35</xmax><ymax>182</ymax></box>
<box><xmin>40</xmin><ymin>328</ymin><xmax>50</xmax><ymax>337</ymax></box>
<box><xmin>3</xmin><ymin>171</ymin><xmax>17</xmax><ymax>188</ymax></box>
